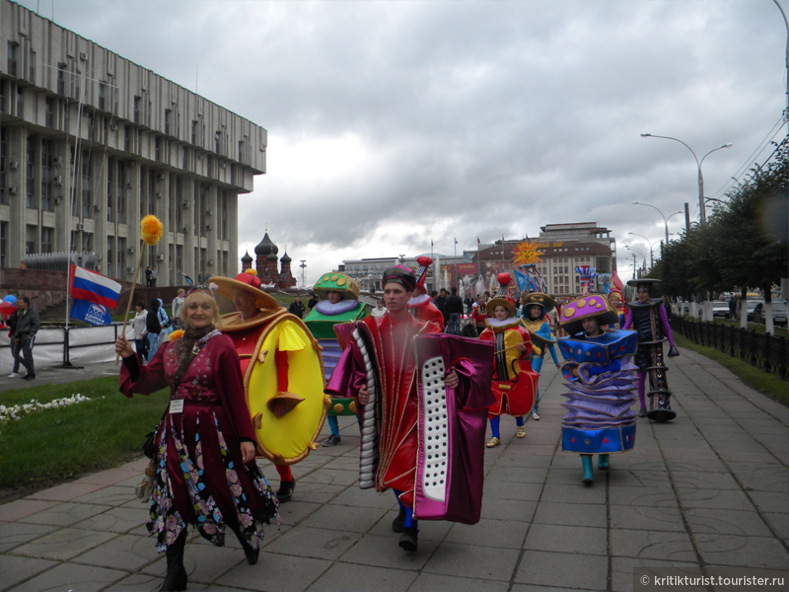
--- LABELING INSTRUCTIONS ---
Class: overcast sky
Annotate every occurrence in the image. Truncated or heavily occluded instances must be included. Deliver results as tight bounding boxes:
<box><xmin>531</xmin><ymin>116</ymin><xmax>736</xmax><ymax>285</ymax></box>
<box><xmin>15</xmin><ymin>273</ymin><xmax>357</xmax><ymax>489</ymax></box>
<box><xmin>18</xmin><ymin>0</ymin><xmax>788</xmax><ymax>284</ymax></box>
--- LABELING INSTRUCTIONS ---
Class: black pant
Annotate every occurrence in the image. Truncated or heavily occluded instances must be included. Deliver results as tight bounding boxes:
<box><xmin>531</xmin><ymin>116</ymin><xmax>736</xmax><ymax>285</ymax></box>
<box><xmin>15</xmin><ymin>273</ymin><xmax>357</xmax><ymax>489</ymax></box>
<box><xmin>16</xmin><ymin>335</ymin><xmax>35</xmax><ymax>375</ymax></box>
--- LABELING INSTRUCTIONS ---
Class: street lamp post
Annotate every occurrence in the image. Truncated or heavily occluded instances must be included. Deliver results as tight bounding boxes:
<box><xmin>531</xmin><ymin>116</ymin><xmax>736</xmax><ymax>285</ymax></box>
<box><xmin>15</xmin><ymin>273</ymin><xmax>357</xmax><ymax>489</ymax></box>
<box><xmin>640</xmin><ymin>133</ymin><xmax>732</xmax><ymax>226</ymax></box>
<box><xmin>628</xmin><ymin>232</ymin><xmax>655</xmax><ymax>269</ymax></box>
<box><xmin>299</xmin><ymin>260</ymin><xmax>307</xmax><ymax>288</ymax></box>
<box><xmin>625</xmin><ymin>246</ymin><xmax>647</xmax><ymax>278</ymax></box>
<box><xmin>632</xmin><ymin>202</ymin><xmax>683</xmax><ymax>245</ymax></box>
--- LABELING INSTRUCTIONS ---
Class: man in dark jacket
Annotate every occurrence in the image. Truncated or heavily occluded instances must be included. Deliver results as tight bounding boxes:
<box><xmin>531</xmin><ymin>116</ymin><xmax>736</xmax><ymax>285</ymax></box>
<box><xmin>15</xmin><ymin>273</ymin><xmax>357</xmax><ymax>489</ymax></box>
<box><xmin>14</xmin><ymin>297</ymin><xmax>40</xmax><ymax>381</ymax></box>
<box><xmin>288</xmin><ymin>295</ymin><xmax>306</xmax><ymax>319</ymax></box>
<box><xmin>446</xmin><ymin>287</ymin><xmax>465</xmax><ymax>335</ymax></box>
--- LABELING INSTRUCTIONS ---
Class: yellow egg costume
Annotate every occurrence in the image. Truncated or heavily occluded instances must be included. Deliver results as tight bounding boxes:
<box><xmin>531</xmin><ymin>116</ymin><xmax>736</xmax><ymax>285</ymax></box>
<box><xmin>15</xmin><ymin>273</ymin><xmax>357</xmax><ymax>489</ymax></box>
<box><xmin>244</xmin><ymin>314</ymin><xmax>328</xmax><ymax>466</ymax></box>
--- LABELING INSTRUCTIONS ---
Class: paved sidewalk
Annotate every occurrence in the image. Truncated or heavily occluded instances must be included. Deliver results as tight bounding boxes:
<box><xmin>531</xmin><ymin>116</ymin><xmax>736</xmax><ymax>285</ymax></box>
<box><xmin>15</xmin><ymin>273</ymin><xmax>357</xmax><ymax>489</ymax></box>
<box><xmin>1</xmin><ymin>348</ymin><xmax>788</xmax><ymax>591</ymax></box>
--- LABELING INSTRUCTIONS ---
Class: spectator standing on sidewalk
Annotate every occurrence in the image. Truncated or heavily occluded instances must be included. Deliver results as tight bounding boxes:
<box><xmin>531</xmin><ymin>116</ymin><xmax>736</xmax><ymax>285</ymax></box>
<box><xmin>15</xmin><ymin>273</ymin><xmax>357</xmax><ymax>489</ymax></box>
<box><xmin>288</xmin><ymin>295</ymin><xmax>306</xmax><ymax>319</ymax></box>
<box><xmin>13</xmin><ymin>297</ymin><xmax>40</xmax><ymax>381</ymax></box>
<box><xmin>6</xmin><ymin>306</ymin><xmax>21</xmax><ymax>378</ymax></box>
<box><xmin>145</xmin><ymin>266</ymin><xmax>153</xmax><ymax>287</ymax></box>
<box><xmin>131</xmin><ymin>301</ymin><xmax>149</xmax><ymax>363</ymax></box>
<box><xmin>146</xmin><ymin>299</ymin><xmax>163</xmax><ymax>358</ymax></box>
<box><xmin>446</xmin><ymin>286</ymin><xmax>465</xmax><ymax>335</ymax></box>
<box><xmin>151</xmin><ymin>267</ymin><xmax>158</xmax><ymax>287</ymax></box>
<box><xmin>171</xmin><ymin>289</ymin><xmax>186</xmax><ymax>330</ymax></box>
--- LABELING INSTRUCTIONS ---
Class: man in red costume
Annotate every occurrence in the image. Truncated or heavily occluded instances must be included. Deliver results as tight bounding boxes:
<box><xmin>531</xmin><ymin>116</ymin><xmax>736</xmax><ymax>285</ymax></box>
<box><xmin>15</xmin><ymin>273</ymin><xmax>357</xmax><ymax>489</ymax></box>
<box><xmin>210</xmin><ymin>269</ymin><xmax>298</xmax><ymax>503</ymax></box>
<box><xmin>326</xmin><ymin>265</ymin><xmax>460</xmax><ymax>552</ymax></box>
<box><xmin>407</xmin><ymin>256</ymin><xmax>445</xmax><ymax>331</ymax></box>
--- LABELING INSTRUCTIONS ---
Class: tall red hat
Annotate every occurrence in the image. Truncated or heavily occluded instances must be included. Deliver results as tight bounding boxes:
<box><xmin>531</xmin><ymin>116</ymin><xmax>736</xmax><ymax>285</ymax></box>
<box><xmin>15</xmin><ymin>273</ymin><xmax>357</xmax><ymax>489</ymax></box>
<box><xmin>486</xmin><ymin>273</ymin><xmax>517</xmax><ymax>317</ymax></box>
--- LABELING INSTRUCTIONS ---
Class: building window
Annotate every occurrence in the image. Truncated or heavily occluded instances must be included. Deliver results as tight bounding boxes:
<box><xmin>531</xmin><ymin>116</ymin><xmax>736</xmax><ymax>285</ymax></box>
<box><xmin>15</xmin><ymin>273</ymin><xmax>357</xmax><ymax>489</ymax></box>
<box><xmin>57</xmin><ymin>63</ymin><xmax>66</xmax><ymax>94</ymax></box>
<box><xmin>133</xmin><ymin>96</ymin><xmax>141</xmax><ymax>123</ymax></box>
<box><xmin>220</xmin><ymin>191</ymin><xmax>228</xmax><ymax>240</ymax></box>
<box><xmin>17</xmin><ymin>88</ymin><xmax>24</xmax><ymax>117</ymax></box>
<box><xmin>81</xmin><ymin>149</ymin><xmax>91</xmax><ymax>218</ymax></box>
<box><xmin>137</xmin><ymin>129</ymin><xmax>142</xmax><ymax>156</ymax></box>
<box><xmin>25</xmin><ymin>224</ymin><xmax>36</xmax><ymax>255</ymax></box>
<box><xmin>117</xmin><ymin>161</ymin><xmax>126</xmax><ymax>224</ymax></box>
<box><xmin>107</xmin><ymin>240</ymin><xmax>114</xmax><ymax>278</ymax></box>
<box><xmin>215</xmin><ymin>131</ymin><xmax>221</xmax><ymax>154</ymax></box>
<box><xmin>98</xmin><ymin>82</ymin><xmax>107</xmax><ymax>111</ymax></box>
<box><xmin>41</xmin><ymin>138</ymin><xmax>53</xmax><ymax>211</ymax></box>
<box><xmin>191</xmin><ymin>120</ymin><xmax>198</xmax><ymax>145</ymax></box>
<box><xmin>164</xmin><ymin>109</ymin><xmax>172</xmax><ymax>136</ymax></box>
<box><xmin>117</xmin><ymin>237</ymin><xmax>126</xmax><ymax>275</ymax></box>
<box><xmin>0</xmin><ymin>127</ymin><xmax>5</xmax><ymax>205</ymax></box>
<box><xmin>45</xmin><ymin>96</ymin><xmax>55</xmax><ymax>128</ymax></box>
<box><xmin>0</xmin><ymin>222</ymin><xmax>6</xmax><ymax>267</ymax></box>
<box><xmin>26</xmin><ymin>136</ymin><xmax>35</xmax><ymax>208</ymax></box>
<box><xmin>28</xmin><ymin>49</ymin><xmax>36</xmax><ymax>84</ymax></box>
<box><xmin>148</xmin><ymin>171</ymin><xmax>155</xmax><ymax>214</ymax></box>
<box><xmin>7</xmin><ymin>42</ymin><xmax>17</xmax><ymax>77</ymax></box>
<box><xmin>238</xmin><ymin>141</ymin><xmax>245</xmax><ymax>164</ymax></box>
<box><xmin>0</xmin><ymin>80</ymin><xmax>5</xmax><ymax>113</ymax></box>
<box><xmin>41</xmin><ymin>227</ymin><xmax>53</xmax><ymax>253</ymax></box>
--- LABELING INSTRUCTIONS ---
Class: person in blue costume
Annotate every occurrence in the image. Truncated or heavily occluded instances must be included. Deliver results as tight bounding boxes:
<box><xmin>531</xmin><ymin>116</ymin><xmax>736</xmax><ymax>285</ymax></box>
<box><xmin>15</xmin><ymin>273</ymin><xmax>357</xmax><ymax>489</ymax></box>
<box><xmin>557</xmin><ymin>295</ymin><xmax>639</xmax><ymax>485</ymax></box>
<box><xmin>521</xmin><ymin>292</ymin><xmax>560</xmax><ymax>421</ymax></box>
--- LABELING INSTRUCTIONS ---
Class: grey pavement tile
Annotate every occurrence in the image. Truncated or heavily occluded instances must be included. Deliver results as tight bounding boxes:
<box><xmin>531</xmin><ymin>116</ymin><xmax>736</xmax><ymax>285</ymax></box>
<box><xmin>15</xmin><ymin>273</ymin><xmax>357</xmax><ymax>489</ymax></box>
<box><xmin>684</xmin><ymin>508</ymin><xmax>775</xmax><ymax>537</ymax></box>
<box><xmin>662</xmin><ymin>449</ymin><xmax>721</xmax><ymax>462</ymax></box>
<box><xmin>287</xmin><ymin>482</ymin><xmax>347</xmax><ymax>505</ymax></box>
<box><xmin>540</xmin><ymin>483</ymin><xmax>607</xmax><ymax>505</ymax></box>
<box><xmin>480</xmin><ymin>498</ymin><xmax>537</xmax><ymax>522</ymax></box>
<box><xmin>299</xmin><ymin>468</ymin><xmax>361</xmax><ymax>487</ymax></box>
<box><xmin>16</xmin><ymin>502</ymin><xmax>113</xmax><ymax>528</ymax></box>
<box><xmin>610</xmin><ymin>529</ymin><xmax>697</xmax><ymax>562</ymax></box>
<box><xmin>609</xmin><ymin>505</ymin><xmax>686</xmax><ymax>533</ymax></box>
<box><xmin>71</xmin><ymin>533</ymin><xmax>161</xmax><ymax>571</ymax></box>
<box><xmin>0</xmin><ymin>555</ymin><xmax>58</xmax><ymax>591</ymax></box>
<box><xmin>0</xmin><ymin>499</ymin><xmax>60</xmax><ymax>523</ymax></box>
<box><xmin>606</xmin><ymin>469</ymin><xmax>672</xmax><ymax>489</ymax></box>
<box><xmin>264</xmin><ymin>525</ymin><xmax>361</xmax><ymax>560</ymax></box>
<box><xmin>105</xmin><ymin>572</ymin><xmax>207</xmax><ymax>592</ymax></box>
<box><xmin>493</xmin><ymin>454</ymin><xmax>554</xmax><ymax>469</ymax></box>
<box><xmin>6</xmin><ymin>562</ymin><xmax>127</xmax><ymax>592</ymax></box>
<box><xmin>409</xmin><ymin>573</ymin><xmax>509</xmax><ymax>591</ymax></box>
<box><xmin>276</xmin><ymin>500</ymin><xmax>323</xmax><ymax>527</ymax></box>
<box><xmin>514</xmin><ymin>550</ymin><xmax>608</xmax><ymax>590</ymax></box>
<box><xmin>611</xmin><ymin>557</ymin><xmax>704</xmax><ymax>592</ymax></box>
<box><xmin>675</xmin><ymin>488</ymin><xmax>756</xmax><ymax>511</ymax></box>
<box><xmin>483</xmin><ymin>480</ymin><xmax>543</xmax><ymax>502</ymax></box>
<box><xmin>323</xmin><ymin>456</ymin><xmax>363</xmax><ymax>471</ymax></box>
<box><xmin>718</xmin><ymin>451</ymin><xmax>783</xmax><ymax>464</ymax></box>
<box><xmin>694</xmin><ymin>534</ymin><xmax>789</xmax><ymax>569</ymax></box>
<box><xmin>662</xmin><ymin>460</ymin><xmax>730</xmax><ymax>473</ymax></box>
<box><xmin>0</xmin><ymin>522</ymin><xmax>59</xmax><ymax>553</ymax></box>
<box><xmin>444</xmin><ymin>517</ymin><xmax>528</xmax><ymax>549</ymax></box>
<box><xmin>671</xmin><ymin>471</ymin><xmax>741</xmax><ymax>490</ymax></box>
<box><xmin>608</xmin><ymin>487</ymin><xmax>679</xmax><ymax>508</ymax></box>
<box><xmin>422</xmin><ymin>541</ymin><xmax>520</xmax><ymax>582</ymax></box>
<box><xmin>338</xmin><ymin>533</ymin><xmax>437</xmax><ymax>570</ymax></box>
<box><xmin>71</xmin><ymin>505</ymin><xmax>150</xmax><ymax>534</ymax></box>
<box><xmin>10</xmin><ymin>527</ymin><xmax>118</xmax><ymax>561</ymax></box>
<box><xmin>218</xmin><ymin>553</ymin><xmax>331</xmax><ymax>592</ymax></box>
<box><xmin>524</xmin><ymin>523</ymin><xmax>607</xmax><ymax>556</ymax></box>
<box><xmin>533</xmin><ymin>501</ymin><xmax>607</xmax><ymax>528</ymax></box>
<box><xmin>485</xmin><ymin>466</ymin><xmax>549</xmax><ymax>484</ymax></box>
<box><xmin>301</xmin><ymin>503</ymin><xmax>387</xmax><ymax>533</ymax></box>
<box><xmin>328</xmin><ymin>486</ymin><xmax>400</xmax><ymax>510</ymax></box>
<box><xmin>308</xmin><ymin>562</ymin><xmax>417</xmax><ymax>592</ymax></box>
<box><xmin>71</xmin><ymin>485</ymin><xmax>137</xmax><ymax>506</ymax></box>
<box><xmin>762</xmin><ymin>513</ymin><xmax>789</xmax><ymax>539</ymax></box>
<box><xmin>725</xmin><ymin>461</ymin><xmax>788</xmax><ymax>476</ymax></box>
<box><xmin>512</xmin><ymin>586</ymin><xmax>598</xmax><ymax>592</ymax></box>
<box><xmin>747</xmin><ymin>491</ymin><xmax>789</xmax><ymax>514</ymax></box>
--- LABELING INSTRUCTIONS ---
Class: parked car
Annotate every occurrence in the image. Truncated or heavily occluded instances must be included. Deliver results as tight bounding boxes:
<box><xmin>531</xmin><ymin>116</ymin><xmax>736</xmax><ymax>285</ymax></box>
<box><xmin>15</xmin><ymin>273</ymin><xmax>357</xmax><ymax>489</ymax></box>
<box><xmin>742</xmin><ymin>298</ymin><xmax>765</xmax><ymax>321</ymax></box>
<box><xmin>752</xmin><ymin>301</ymin><xmax>788</xmax><ymax>326</ymax></box>
<box><xmin>711</xmin><ymin>301</ymin><xmax>731</xmax><ymax>319</ymax></box>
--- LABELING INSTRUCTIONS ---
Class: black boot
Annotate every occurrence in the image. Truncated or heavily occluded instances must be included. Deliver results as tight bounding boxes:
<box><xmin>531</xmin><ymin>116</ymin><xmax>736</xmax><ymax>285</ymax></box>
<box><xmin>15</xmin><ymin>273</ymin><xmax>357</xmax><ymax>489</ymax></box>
<box><xmin>392</xmin><ymin>507</ymin><xmax>406</xmax><ymax>533</ymax></box>
<box><xmin>232</xmin><ymin>526</ymin><xmax>260</xmax><ymax>566</ymax></box>
<box><xmin>159</xmin><ymin>530</ymin><xmax>187</xmax><ymax>592</ymax></box>
<box><xmin>399</xmin><ymin>527</ymin><xmax>418</xmax><ymax>552</ymax></box>
<box><xmin>276</xmin><ymin>479</ymin><xmax>295</xmax><ymax>503</ymax></box>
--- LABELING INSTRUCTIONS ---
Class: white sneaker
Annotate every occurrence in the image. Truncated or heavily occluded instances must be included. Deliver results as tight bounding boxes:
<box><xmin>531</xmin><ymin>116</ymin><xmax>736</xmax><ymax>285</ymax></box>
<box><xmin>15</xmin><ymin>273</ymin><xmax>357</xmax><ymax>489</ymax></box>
<box><xmin>532</xmin><ymin>410</ymin><xmax>541</xmax><ymax>421</ymax></box>
<box><xmin>8</xmin><ymin>372</ymin><xmax>19</xmax><ymax>378</ymax></box>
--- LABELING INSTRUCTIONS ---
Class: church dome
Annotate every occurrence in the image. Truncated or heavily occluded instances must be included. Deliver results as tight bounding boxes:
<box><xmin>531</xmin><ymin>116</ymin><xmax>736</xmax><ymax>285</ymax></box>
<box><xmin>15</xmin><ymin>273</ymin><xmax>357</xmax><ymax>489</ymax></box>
<box><xmin>254</xmin><ymin>233</ymin><xmax>278</xmax><ymax>256</ymax></box>
<box><xmin>280</xmin><ymin>251</ymin><xmax>292</xmax><ymax>264</ymax></box>
<box><xmin>241</xmin><ymin>251</ymin><xmax>253</xmax><ymax>264</ymax></box>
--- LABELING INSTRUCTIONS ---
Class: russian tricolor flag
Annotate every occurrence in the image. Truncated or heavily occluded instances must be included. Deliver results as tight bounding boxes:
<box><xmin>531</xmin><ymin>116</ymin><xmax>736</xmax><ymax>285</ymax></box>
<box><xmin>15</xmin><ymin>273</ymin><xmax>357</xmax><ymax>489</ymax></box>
<box><xmin>69</xmin><ymin>265</ymin><xmax>122</xmax><ymax>309</ymax></box>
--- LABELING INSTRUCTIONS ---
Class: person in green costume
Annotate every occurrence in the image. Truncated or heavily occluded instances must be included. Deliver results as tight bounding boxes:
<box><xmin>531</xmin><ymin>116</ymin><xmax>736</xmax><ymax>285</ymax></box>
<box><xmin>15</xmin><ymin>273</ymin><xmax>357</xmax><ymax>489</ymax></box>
<box><xmin>303</xmin><ymin>272</ymin><xmax>367</xmax><ymax>446</ymax></box>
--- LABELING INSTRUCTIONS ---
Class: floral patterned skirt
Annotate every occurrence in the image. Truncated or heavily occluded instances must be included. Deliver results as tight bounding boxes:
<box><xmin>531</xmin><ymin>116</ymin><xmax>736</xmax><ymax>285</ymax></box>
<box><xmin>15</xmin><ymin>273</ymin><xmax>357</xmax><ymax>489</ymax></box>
<box><xmin>147</xmin><ymin>401</ymin><xmax>279</xmax><ymax>553</ymax></box>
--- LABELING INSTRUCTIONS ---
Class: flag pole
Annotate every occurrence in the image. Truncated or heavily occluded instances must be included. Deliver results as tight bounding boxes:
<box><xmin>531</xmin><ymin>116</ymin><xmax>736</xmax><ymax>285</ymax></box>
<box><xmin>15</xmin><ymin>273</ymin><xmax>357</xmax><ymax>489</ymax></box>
<box><xmin>115</xmin><ymin>245</ymin><xmax>145</xmax><ymax>365</ymax></box>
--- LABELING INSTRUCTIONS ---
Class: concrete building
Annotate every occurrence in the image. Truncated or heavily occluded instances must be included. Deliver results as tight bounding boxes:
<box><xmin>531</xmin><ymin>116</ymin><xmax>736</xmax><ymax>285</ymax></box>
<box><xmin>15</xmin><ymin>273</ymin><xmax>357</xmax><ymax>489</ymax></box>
<box><xmin>0</xmin><ymin>0</ymin><xmax>266</xmax><ymax>286</ymax></box>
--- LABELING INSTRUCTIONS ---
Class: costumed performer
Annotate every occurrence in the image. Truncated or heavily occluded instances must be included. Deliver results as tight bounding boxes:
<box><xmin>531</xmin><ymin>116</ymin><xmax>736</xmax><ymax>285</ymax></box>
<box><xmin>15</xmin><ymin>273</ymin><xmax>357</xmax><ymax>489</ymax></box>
<box><xmin>326</xmin><ymin>266</ymin><xmax>494</xmax><ymax>552</ymax></box>
<box><xmin>407</xmin><ymin>256</ymin><xmax>445</xmax><ymax>331</ymax></box>
<box><xmin>622</xmin><ymin>278</ymin><xmax>679</xmax><ymax>422</ymax></box>
<box><xmin>480</xmin><ymin>273</ymin><xmax>539</xmax><ymax>447</ymax></box>
<box><xmin>303</xmin><ymin>272</ymin><xmax>367</xmax><ymax>447</ymax></box>
<box><xmin>557</xmin><ymin>294</ymin><xmax>638</xmax><ymax>485</ymax></box>
<box><xmin>521</xmin><ymin>292</ymin><xmax>560</xmax><ymax>421</ymax></box>
<box><xmin>210</xmin><ymin>269</ymin><xmax>326</xmax><ymax>504</ymax></box>
<box><xmin>607</xmin><ymin>290</ymin><xmax>626</xmax><ymax>329</ymax></box>
<box><xmin>116</xmin><ymin>286</ymin><xmax>278</xmax><ymax>592</ymax></box>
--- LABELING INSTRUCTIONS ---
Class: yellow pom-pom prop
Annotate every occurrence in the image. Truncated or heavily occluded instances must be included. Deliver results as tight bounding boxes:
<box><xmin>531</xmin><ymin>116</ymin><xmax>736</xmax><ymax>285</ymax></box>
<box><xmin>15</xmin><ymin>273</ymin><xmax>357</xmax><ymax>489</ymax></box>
<box><xmin>141</xmin><ymin>215</ymin><xmax>163</xmax><ymax>246</ymax></box>
<box><xmin>169</xmin><ymin>329</ymin><xmax>185</xmax><ymax>341</ymax></box>
<box><xmin>245</xmin><ymin>268</ymin><xmax>258</xmax><ymax>277</ymax></box>
<box><xmin>116</xmin><ymin>214</ymin><xmax>165</xmax><ymax>365</ymax></box>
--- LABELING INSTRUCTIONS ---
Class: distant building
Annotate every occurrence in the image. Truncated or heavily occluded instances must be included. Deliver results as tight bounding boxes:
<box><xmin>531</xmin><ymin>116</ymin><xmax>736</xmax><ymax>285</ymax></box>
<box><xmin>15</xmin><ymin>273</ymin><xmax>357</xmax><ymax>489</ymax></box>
<box><xmin>0</xmin><ymin>0</ymin><xmax>267</xmax><ymax>285</ymax></box>
<box><xmin>252</xmin><ymin>232</ymin><xmax>296</xmax><ymax>290</ymax></box>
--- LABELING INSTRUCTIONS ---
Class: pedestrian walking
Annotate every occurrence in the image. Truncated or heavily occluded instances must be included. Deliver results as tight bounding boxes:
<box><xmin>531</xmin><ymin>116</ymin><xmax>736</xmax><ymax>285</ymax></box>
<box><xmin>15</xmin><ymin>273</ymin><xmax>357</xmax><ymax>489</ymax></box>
<box><xmin>288</xmin><ymin>295</ymin><xmax>306</xmax><ymax>319</ymax></box>
<box><xmin>446</xmin><ymin>286</ymin><xmax>465</xmax><ymax>335</ymax></box>
<box><xmin>147</xmin><ymin>299</ymin><xmax>163</xmax><ymax>358</ymax></box>
<box><xmin>12</xmin><ymin>297</ymin><xmax>39</xmax><ymax>381</ymax></box>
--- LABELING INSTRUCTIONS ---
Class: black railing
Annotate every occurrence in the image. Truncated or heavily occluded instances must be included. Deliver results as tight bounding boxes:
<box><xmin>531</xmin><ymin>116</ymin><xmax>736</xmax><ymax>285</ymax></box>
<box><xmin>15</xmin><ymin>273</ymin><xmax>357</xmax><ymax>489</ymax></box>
<box><xmin>670</xmin><ymin>316</ymin><xmax>788</xmax><ymax>380</ymax></box>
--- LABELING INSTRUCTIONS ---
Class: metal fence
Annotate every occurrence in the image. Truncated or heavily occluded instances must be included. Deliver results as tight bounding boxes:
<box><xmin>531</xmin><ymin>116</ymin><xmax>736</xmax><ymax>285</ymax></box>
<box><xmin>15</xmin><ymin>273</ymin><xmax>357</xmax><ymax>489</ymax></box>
<box><xmin>670</xmin><ymin>316</ymin><xmax>788</xmax><ymax>380</ymax></box>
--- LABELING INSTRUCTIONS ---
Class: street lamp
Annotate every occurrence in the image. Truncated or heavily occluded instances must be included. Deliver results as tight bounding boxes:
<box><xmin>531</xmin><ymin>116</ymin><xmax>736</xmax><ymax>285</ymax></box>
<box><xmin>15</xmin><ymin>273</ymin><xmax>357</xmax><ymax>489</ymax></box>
<box><xmin>632</xmin><ymin>201</ymin><xmax>683</xmax><ymax>244</ymax></box>
<box><xmin>299</xmin><ymin>259</ymin><xmax>306</xmax><ymax>288</ymax></box>
<box><xmin>628</xmin><ymin>232</ymin><xmax>655</xmax><ymax>268</ymax></box>
<box><xmin>625</xmin><ymin>246</ymin><xmax>647</xmax><ymax>278</ymax></box>
<box><xmin>640</xmin><ymin>133</ymin><xmax>732</xmax><ymax>226</ymax></box>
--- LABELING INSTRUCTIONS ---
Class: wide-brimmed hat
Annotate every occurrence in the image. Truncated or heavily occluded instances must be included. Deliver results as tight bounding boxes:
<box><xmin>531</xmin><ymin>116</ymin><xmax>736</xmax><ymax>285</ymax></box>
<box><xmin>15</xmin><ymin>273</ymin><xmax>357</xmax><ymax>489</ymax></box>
<box><xmin>521</xmin><ymin>292</ymin><xmax>555</xmax><ymax>315</ymax></box>
<box><xmin>313</xmin><ymin>272</ymin><xmax>360</xmax><ymax>301</ymax></box>
<box><xmin>560</xmin><ymin>294</ymin><xmax>619</xmax><ymax>335</ymax></box>
<box><xmin>626</xmin><ymin>278</ymin><xmax>662</xmax><ymax>292</ymax></box>
<box><xmin>209</xmin><ymin>269</ymin><xmax>280</xmax><ymax>310</ymax></box>
<box><xmin>486</xmin><ymin>273</ymin><xmax>517</xmax><ymax>317</ymax></box>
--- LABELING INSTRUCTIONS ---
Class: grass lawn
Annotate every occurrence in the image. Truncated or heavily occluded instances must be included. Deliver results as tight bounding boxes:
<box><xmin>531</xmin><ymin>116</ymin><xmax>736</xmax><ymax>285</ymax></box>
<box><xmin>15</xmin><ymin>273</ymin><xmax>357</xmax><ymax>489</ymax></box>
<box><xmin>0</xmin><ymin>377</ymin><xmax>168</xmax><ymax>502</ymax></box>
<box><xmin>679</xmin><ymin>315</ymin><xmax>788</xmax><ymax>337</ymax></box>
<box><xmin>674</xmin><ymin>333</ymin><xmax>789</xmax><ymax>406</ymax></box>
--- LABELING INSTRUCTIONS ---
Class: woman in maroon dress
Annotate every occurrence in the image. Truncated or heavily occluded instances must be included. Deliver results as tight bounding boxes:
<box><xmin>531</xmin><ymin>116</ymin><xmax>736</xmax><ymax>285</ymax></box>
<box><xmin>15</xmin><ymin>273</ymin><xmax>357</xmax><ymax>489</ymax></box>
<box><xmin>115</xmin><ymin>287</ymin><xmax>278</xmax><ymax>592</ymax></box>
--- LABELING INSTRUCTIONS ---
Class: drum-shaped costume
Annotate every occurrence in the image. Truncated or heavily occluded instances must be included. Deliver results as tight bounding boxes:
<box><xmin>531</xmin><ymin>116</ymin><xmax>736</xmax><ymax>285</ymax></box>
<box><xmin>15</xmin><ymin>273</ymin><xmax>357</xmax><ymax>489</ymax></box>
<box><xmin>622</xmin><ymin>278</ymin><xmax>679</xmax><ymax>422</ymax></box>
<box><xmin>558</xmin><ymin>295</ymin><xmax>638</xmax><ymax>484</ymax></box>
<box><xmin>479</xmin><ymin>274</ymin><xmax>538</xmax><ymax>446</ymax></box>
